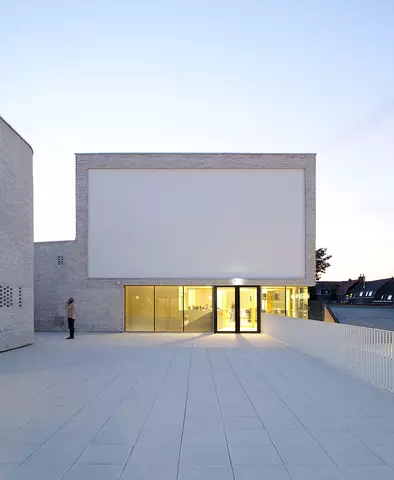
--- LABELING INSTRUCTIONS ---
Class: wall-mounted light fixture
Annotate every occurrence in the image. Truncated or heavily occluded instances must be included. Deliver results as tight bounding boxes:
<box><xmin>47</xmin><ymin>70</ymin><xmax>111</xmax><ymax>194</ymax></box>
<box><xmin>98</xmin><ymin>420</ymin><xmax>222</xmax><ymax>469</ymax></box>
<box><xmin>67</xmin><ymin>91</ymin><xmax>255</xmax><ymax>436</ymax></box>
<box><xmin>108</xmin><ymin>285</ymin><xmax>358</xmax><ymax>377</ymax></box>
<box><xmin>232</xmin><ymin>278</ymin><xmax>244</xmax><ymax>285</ymax></box>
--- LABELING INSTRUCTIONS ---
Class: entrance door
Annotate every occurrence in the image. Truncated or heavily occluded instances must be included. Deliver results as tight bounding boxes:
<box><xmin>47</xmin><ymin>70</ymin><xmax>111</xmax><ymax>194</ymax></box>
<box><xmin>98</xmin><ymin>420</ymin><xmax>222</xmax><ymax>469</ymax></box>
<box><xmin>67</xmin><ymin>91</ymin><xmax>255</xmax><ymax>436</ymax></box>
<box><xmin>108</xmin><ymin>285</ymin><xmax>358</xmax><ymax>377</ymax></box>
<box><xmin>215</xmin><ymin>286</ymin><xmax>260</xmax><ymax>333</ymax></box>
<box><xmin>216</xmin><ymin>287</ymin><xmax>236</xmax><ymax>332</ymax></box>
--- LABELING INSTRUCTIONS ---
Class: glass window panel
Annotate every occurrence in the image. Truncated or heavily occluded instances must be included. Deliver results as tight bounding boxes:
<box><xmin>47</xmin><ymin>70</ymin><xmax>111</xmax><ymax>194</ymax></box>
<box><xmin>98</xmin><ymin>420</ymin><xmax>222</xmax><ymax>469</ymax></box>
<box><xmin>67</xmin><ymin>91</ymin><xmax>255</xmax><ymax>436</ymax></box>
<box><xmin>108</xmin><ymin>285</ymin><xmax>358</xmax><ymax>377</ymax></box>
<box><xmin>124</xmin><ymin>286</ymin><xmax>154</xmax><ymax>331</ymax></box>
<box><xmin>184</xmin><ymin>287</ymin><xmax>213</xmax><ymax>332</ymax></box>
<box><xmin>240</xmin><ymin>287</ymin><xmax>258</xmax><ymax>332</ymax></box>
<box><xmin>299</xmin><ymin>287</ymin><xmax>309</xmax><ymax>319</ymax></box>
<box><xmin>286</xmin><ymin>287</ymin><xmax>296</xmax><ymax>318</ymax></box>
<box><xmin>216</xmin><ymin>287</ymin><xmax>236</xmax><ymax>332</ymax></box>
<box><xmin>155</xmin><ymin>286</ymin><xmax>183</xmax><ymax>332</ymax></box>
<box><xmin>261</xmin><ymin>287</ymin><xmax>286</xmax><ymax>316</ymax></box>
<box><xmin>286</xmin><ymin>287</ymin><xmax>309</xmax><ymax>319</ymax></box>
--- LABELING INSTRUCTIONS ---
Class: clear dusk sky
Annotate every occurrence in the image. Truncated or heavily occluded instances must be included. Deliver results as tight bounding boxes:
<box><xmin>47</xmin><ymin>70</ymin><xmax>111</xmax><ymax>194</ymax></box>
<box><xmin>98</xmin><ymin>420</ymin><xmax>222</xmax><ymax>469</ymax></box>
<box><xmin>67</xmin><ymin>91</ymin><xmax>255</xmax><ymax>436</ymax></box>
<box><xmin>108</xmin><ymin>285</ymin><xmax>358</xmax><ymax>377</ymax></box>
<box><xmin>1</xmin><ymin>0</ymin><xmax>393</xmax><ymax>281</ymax></box>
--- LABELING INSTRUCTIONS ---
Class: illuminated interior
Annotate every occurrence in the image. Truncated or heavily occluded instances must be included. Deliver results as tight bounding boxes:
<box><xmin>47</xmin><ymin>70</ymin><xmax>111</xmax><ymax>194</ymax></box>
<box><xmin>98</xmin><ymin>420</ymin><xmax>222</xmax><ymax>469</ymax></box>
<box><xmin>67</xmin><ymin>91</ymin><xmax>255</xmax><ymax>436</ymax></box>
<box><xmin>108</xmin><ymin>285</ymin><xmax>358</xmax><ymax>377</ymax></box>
<box><xmin>125</xmin><ymin>285</ymin><xmax>310</xmax><ymax>332</ymax></box>
<box><xmin>261</xmin><ymin>287</ymin><xmax>286</xmax><ymax>316</ymax></box>
<box><xmin>155</xmin><ymin>286</ymin><xmax>183</xmax><ymax>332</ymax></box>
<box><xmin>285</xmin><ymin>287</ymin><xmax>309</xmax><ymax>319</ymax></box>
<box><xmin>239</xmin><ymin>287</ymin><xmax>258</xmax><ymax>332</ymax></box>
<box><xmin>124</xmin><ymin>286</ymin><xmax>154</xmax><ymax>331</ymax></box>
<box><xmin>184</xmin><ymin>286</ymin><xmax>213</xmax><ymax>332</ymax></box>
<box><xmin>125</xmin><ymin>286</ymin><xmax>213</xmax><ymax>332</ymax></box>
<box><xmin>216</xmin><ymin>287</ymin><xmax>236</xmax><ymax>332</ymax></box>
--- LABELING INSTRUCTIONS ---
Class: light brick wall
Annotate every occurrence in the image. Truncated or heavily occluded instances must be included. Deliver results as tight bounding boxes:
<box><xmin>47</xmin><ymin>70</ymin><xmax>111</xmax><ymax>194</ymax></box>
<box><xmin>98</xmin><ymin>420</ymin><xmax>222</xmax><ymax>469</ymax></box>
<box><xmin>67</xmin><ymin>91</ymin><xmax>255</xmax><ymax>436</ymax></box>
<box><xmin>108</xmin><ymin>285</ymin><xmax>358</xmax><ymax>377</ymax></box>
<box><xmin>76</xmin><ymin>153</ymin><xmax>316</xmax><ymax>286</ymax></box>
<box><xmin>34</xmin><ymin>241</ymin><xmax>123</xmax><ymax>332</ymax></box>
<box><xmin>0</xmin><ymin>117</ymin><xmax>34</xmax><ymax>351</ymax></box>
<box><xmin>34</xmin><ymin>153</ymin><xmax>316</xmax><ymax>333</ymax></box>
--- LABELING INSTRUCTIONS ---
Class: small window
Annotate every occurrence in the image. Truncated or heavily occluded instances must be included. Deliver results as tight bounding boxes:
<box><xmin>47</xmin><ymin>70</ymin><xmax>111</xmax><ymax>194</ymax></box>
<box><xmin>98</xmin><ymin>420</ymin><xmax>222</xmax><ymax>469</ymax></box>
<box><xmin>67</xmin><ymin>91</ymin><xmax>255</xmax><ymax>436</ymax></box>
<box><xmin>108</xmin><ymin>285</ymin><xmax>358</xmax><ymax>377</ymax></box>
<box><xmin>317</xmin><ymin>290</ymin><xmax>321</xmax><ymax>295</ymax></box>
<box><xmin>369</xmin><ymin>291</ymin><xmax>374</xmax><ymax>297</ymax></box>
<box><xmin>359</xmin><ymin>292</ymin><xmax>363</xmax><ymax>297</ymax></box>
<box><xmin>57</xmin><ymin>255</ymin><xmax>64</xmax><ymax>266</ymax></box>
<box><xmin>388</xmin><ymin>295</ymin><xmax>393</xmax><ymax>301</ymax></box>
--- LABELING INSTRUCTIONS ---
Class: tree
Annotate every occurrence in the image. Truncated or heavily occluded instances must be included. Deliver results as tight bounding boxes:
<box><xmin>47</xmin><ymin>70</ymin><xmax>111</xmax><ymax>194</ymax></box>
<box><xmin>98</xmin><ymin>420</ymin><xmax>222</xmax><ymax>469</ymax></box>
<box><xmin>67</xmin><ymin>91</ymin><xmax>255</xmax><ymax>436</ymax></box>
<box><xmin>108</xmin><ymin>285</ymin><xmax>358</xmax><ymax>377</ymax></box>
<box><xmin>316</xmin><ymin>248</ymin><xmax>332</xmax><ymax>281</ymax></box>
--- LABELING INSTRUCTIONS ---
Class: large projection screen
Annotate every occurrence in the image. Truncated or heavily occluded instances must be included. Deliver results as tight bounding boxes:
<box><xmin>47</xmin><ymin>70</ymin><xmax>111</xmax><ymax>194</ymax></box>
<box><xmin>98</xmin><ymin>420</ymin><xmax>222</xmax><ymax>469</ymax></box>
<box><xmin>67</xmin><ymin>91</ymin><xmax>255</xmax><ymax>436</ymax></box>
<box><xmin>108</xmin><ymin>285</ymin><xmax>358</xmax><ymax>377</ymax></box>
<box><xmin>88</xmin><ymin>169</ymin><xmax>305</xmax><ymax>279</ymax></box>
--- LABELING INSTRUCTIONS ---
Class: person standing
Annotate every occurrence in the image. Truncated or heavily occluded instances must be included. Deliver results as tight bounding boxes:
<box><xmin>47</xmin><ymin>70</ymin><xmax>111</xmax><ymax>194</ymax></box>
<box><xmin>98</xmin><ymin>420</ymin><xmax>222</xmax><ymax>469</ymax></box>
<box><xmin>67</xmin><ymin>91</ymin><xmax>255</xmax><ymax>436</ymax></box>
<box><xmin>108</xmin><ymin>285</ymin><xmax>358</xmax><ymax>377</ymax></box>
<box><xmin>66</xmin><ymin>298</ymin><xmax>76</xmax><ymax>339</ymax></box>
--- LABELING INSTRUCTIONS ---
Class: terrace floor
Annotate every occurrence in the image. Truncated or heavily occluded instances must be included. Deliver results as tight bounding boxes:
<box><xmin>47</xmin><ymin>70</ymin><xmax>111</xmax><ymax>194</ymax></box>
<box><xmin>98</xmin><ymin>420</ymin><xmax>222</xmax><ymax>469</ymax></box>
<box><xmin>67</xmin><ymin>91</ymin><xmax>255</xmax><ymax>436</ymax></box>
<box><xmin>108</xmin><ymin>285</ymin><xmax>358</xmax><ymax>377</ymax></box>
<box><xmin>1</xmin><ymin>333</ymin><xmax>394</xmax><ymax>480</ymax></box>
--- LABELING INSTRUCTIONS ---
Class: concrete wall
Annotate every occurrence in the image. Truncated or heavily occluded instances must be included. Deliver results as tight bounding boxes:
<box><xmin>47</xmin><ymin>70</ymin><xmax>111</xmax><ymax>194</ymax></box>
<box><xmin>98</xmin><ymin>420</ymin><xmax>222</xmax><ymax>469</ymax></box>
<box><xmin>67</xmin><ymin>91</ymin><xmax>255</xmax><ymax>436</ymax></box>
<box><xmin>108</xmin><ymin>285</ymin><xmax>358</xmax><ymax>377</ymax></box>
<box><xmin>0</xmin><ymin>117</ymin><xmax>34</xmax><ymax>351</ymax></box>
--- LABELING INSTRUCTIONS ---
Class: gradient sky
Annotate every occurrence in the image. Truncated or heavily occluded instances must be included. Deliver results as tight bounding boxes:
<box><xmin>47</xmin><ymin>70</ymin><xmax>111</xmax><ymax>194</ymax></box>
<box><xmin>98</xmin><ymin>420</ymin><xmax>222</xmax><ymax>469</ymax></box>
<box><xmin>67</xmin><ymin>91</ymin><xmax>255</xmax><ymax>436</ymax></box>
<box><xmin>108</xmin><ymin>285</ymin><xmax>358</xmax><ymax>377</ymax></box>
<box><xmin>1</xmin><ymin>0</ymin><xmax>393</xmax><ymax>281</ymax></box>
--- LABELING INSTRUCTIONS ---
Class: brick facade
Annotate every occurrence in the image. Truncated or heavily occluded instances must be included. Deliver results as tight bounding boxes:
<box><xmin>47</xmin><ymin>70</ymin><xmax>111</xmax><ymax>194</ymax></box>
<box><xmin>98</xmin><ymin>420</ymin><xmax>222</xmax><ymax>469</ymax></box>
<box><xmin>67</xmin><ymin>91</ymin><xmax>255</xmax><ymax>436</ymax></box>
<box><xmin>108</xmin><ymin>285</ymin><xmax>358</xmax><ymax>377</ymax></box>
<box><xmin>34</xmin><ymin>153</ymin><xmax>316</xmax><ymax>332</ymax></box>
<box><xmin>0</xmin><ymin>117</ymin><xmax>34</xmax><ymax>351</ymax></box>
<box><xmin>34</xmin><ymin>240</ymin><xmax>123</xmax><ymax>332</ymax></box>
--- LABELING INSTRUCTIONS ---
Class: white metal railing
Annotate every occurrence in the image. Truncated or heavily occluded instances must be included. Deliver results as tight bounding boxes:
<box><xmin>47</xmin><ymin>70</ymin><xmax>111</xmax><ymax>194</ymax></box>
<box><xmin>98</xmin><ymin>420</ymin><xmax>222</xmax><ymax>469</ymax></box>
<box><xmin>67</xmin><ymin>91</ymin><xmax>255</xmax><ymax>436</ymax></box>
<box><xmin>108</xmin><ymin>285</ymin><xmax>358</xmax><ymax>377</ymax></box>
<box><xmin>261</xmin><ymin>314</ymin><xmax>394</xmax><ymax>392</ymax></box>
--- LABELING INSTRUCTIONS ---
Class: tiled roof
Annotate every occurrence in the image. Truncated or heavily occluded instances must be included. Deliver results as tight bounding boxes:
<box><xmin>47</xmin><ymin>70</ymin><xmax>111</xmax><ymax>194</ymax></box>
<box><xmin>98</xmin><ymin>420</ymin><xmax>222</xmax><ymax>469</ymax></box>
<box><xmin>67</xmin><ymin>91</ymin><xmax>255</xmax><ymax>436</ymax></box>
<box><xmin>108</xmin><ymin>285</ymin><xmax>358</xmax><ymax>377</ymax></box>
<box><xmin>350</xmin><ymin>278</ymin><xmax>392</xmax><ymax>294</ymax></box>
<box><xmin>336</xmin><ymin>280</ymin><xmax>359</xmax><ymax>295</ymax></box>
<box><xmin>376</xmin><ymin>279</ymin><xmax>394</xmax><ymax>295</ymax></box>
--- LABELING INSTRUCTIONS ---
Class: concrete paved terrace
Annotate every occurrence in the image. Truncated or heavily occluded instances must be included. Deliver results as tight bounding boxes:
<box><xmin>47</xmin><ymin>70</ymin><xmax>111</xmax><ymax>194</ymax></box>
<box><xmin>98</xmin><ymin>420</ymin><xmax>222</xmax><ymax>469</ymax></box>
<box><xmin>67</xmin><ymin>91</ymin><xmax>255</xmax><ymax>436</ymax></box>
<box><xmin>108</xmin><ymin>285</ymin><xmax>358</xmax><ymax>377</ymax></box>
<box><xmin>1</xmin><ymin>334</ymin><xmax>394</xmax><ymax>480</ymax></box>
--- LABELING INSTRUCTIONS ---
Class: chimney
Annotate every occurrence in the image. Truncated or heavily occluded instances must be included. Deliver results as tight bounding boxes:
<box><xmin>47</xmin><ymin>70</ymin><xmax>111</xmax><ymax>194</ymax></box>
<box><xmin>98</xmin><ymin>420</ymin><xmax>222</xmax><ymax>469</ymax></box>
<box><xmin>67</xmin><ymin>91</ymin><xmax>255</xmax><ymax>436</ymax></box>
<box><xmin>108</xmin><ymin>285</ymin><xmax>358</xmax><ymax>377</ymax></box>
<box><xmin>358</xmin><ymin>274</ymin><xmax>366</xmax><ymax>288</ymax></box>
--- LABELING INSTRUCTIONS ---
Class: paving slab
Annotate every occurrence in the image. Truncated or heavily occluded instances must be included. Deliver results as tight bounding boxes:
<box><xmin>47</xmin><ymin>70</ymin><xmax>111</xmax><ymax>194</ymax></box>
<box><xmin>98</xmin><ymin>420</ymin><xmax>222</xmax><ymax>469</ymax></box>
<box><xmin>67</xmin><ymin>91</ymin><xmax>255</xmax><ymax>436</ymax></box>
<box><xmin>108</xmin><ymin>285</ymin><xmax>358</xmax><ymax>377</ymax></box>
<box><xmin>1</xmin><ymin>332</ymin><xmax>394</xmax><ymax>480</ymax></box>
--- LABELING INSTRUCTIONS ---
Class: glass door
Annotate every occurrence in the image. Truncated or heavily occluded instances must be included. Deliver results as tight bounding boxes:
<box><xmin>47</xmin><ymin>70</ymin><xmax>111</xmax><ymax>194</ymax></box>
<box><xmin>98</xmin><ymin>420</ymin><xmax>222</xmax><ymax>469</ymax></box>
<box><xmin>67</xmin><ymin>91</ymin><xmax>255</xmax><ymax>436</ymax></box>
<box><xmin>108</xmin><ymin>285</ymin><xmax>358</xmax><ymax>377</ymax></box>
<box><xmin>215</xmin><ymin>286</ymin><xmax>260</xmax><ymax>333</ymax></box>
<box><xmin>239</xmin><ymin>287</ymin><xmax>258</xmax><ymax>332</ymax></box>
<box><xmin>216</xmin><ymin>287</ymin><xmax>236</xmax><ymax>332</ymax></box>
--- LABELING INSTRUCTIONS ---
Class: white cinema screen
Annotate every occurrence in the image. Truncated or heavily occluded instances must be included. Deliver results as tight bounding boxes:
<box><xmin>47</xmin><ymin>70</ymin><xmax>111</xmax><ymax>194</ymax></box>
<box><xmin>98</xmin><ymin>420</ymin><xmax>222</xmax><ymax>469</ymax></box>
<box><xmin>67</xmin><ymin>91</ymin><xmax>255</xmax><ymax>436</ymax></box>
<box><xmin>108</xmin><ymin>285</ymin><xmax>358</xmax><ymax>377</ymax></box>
<box><xmin>88</xmin><ymin>168</ymin><xmax>305</xmax><ymax>279</ymax></box>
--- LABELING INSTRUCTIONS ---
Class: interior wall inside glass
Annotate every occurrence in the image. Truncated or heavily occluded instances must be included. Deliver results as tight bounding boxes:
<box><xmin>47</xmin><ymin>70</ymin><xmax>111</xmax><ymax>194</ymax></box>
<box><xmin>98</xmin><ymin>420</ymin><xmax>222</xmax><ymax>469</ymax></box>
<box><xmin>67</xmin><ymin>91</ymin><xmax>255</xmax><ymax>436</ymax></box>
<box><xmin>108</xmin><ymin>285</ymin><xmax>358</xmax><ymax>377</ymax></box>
<box><xmin>261</xmin><ymin>287</ymin><xmax>286</xmax><ymax>316</ymax></box>
<box><xmin>286</xmin><ymin>287</ymin><xmax>309</xmax><ymax>319</ymax></box>
<box><xmin>184</xmin><ymin>287</ymin><xmax>213</xmax><ymax>332</ymax></box>
<box><xmin>155</xmin><ymin>286</ymin><xmax>184</xmax><ymax>331</ymax></box>
<box><xmin>124</xmin><ymin>286</ymin><xmax>154</xmax><ymax>331</ymax></box>
<box><xmin>216</xmin><ymin>287</ymin><xmax>236</xmax><ymax>332</ymax></box>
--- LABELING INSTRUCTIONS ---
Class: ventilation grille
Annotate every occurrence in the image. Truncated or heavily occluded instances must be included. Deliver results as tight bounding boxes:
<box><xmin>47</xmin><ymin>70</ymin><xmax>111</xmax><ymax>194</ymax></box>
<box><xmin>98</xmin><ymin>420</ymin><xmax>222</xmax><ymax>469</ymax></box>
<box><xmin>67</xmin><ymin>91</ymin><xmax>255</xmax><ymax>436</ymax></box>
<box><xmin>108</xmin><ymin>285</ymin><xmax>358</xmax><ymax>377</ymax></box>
<box><xmin>57</xmin><ymin>255</ymin><xmax>64</xmax><ymax>266</ymax></box>
<box><xmin>0</xmin><ymin>286</ymin><xmax>23</xmax><ymax>308</ymax></box>
<box><xmin>0</xmin><ymin>286</ymin><xmax>14</xmax><ymax>307</ymax></box>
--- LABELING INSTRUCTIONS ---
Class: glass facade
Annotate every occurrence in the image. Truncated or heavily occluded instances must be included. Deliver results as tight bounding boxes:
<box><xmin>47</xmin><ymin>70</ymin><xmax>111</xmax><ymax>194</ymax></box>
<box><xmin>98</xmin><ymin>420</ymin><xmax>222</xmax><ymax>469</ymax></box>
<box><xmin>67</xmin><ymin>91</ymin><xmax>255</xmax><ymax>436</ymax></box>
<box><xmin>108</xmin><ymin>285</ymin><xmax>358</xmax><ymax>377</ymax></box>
<box><xmin>124</xmin><ymin>286</ymin><xmax>155</xmax><ymax>331</ymax></box>
<box><xmin>285</xmin><ymin>287</ymin><xmax>309</xmax><ymax>319</ymax></box>
<box><xmin>125</xmin><ymin>285</ymin><xmax>310</xmax><ymax>332</ymax></box>
<box><xmin>216</xmin><ymin>287</ymin><xmax>236</xmax><ymax>332</ymax></box>
<box><xmin>155</xmin><ymin>286</ymin><xmax>183</xmax><ymax>332</ymax></box>
<box><xmin>261</xmin><ymin>287</ymin><xmax>286</xmax><ymax>316</ymax></box>
<box><xmin>239</xmin><ymin>287</ymin><xmax>258</xmax><ymax>332</ymax></box>
<box><xmin>261</xmin><ymin>286</ymin><xmax>308</xmax><ymax>319</ymax></box>
<box><xmin>125</xmin><ymin>286</ymin><xmax>213</xmax><ymax>332</ymax></box>
<box><xmin>184</xmin><ymin>286</ymin><xmax>213</xmax><ymax>332</ymax></box>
